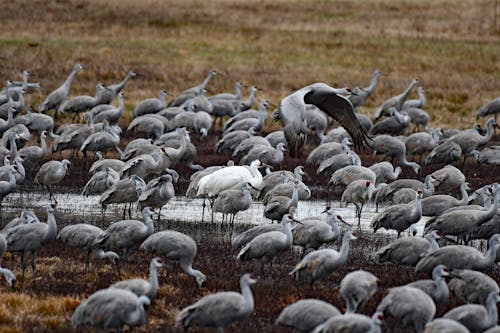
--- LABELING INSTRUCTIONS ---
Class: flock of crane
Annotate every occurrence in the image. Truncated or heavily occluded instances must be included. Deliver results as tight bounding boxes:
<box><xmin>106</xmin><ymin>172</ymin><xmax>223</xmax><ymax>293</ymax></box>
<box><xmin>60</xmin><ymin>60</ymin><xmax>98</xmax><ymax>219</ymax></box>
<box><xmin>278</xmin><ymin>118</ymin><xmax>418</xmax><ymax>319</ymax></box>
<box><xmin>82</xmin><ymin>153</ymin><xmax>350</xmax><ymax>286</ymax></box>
<box><xmin>0</xmin><ymin>65</ymin><xmax>499</xmax><ymax>332</ymax></box>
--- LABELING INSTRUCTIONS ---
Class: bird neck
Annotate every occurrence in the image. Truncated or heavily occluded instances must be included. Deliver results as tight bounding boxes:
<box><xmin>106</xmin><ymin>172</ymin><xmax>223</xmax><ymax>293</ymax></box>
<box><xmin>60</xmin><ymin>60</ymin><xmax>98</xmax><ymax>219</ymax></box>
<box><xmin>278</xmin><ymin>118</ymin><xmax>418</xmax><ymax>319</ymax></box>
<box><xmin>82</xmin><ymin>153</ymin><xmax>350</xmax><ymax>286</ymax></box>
<box><xmin>290</xmin><ymin>186</ymin><xmax>299</xmax><ymax>207</ymax></box>
<box><xmin>397</xmin><ymin>79</ymin><xmax>417</xmax><ymax>105</ymax></box>
<box><xmin>481</xmin><ymin>119</ymin><xmax>495</xmax><ymax>144</ymax></box>
<box><xmin>424</xmin><ymin>176</ymin><xmax>435</xmax><ymax>195</ymax></box>
<box><xmin>234</xmin><ymin>84</ymin><xmax>242</xmax><ymax>100</ymax></box>
<box><xmin>245</xmin><ymin>88</ymin><xmax>256</xmax><ymax>107</ymax></box>
<box><xmin>114</xmin><ymin>72</ymin><xmax>134</xmax><ymax>92</ymax></box>
<box><xmin>326</xmin><ymin>213</ymin><xmax>340</xmax><ymax>236</ymax></box>
<box><xmin>142</xmin><ymin>213</ymin><xmax>154</xmax><ymax>234</ymax></box>
<box><xmin>45</xmin><ymin>210</ymin><xmax>57</xmax><ymax>242</ymax></box>
<box><xmin>240</xmin><ymin>279</ymin><xmax>255</xmax><ymax>313</ymax></box>
<box><xmin>338</xmin><ymin>235</ymin><xmax>352</xmax><ymax>262</ymax></box>
<box><xmin>366</xmin><ymin>72</ymin><xmax>380</xmax><ymax>95</ymax></box>
<box><xmin>369</xmin><ymin>319</ymin><xmax>382</xmax><ymax>333</ymax></box>
<box><xmin>257</xmin><ymin>106</ymin><xmax>267</xmax><ymax>128</ymax></box>
<box><xmin>117</xmin><ymin>95</ymin><xmax>125</xmax><ymax>114</ymax></box>
<box><xmin>64</xmin><ymin>67</ymin><xmax>80</xmax><ymax>89</ymax></box>
<box><xmin>482</xmin><ymin>188</ymin><xmax>500</xmax><ymax>221</ymax></box>
<box><xmin>414</xmin><ymin>195</ymin><xmax>422</xmax><ymax>215</ymax></box>
<box><xmin>458</xmin><ymin>184</ymin><xmax>469</xmax><ymax>205</ymax></box>
<box><xmin>480</xmin><ymin>237</ymin><xmax>499</xmax><ymax>268</ymax></box>
<box><xmin>485</xmin><ymin>293</ymin><xmax>499</xmax><ymax>325</ymax></box>
<box><xmin>417</xmin><ymin>89</ymin><xmax>426</xmax><ymax>107</ymax></box>
<box><xmin>424</xmin><ymin>234</ymin><xmax>440</xmax><ymax>251</ymax></box>
<box><xmin>7</xmin><ymin>169</ymin><xmax>16</xmax><ymax>187</ymax></box>
<box><xmin>200</xmin><ymin>72</ymin><xmax>215</xmax><ymax>91</ymax></box>
<box><xmin>149</xmin><ymin>262</ymin><xmax>160</xmax><ymax>297</ymax></box>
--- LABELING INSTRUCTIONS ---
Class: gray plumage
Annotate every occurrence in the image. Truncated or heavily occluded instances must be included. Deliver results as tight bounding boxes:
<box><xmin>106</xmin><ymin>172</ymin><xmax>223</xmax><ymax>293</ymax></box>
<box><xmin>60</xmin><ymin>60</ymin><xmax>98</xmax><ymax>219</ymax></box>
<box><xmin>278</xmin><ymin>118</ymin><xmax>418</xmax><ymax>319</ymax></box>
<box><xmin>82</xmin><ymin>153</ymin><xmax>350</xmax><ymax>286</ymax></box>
<box><xmin>213</xmin><ymin>182</ymin><xmax>253</xmax><ymax>224</ymax></box>
<box><xmin>290</xmin><ymin>231</ymin><xmax>357</xmax><ymax>285</ymax></box>
<box><xmin>120</xmin><ymin>148</ymin><xmax>168</xmax><ymax>180</ymax></box>
<box><xmin>402</xmin><ymin>86</ymin><xmax>426</xmax><ymax>109</ymax></box>
<box><xmin>110</xmin><ymin>257</ymin><xmax>163</xmax><ymax>301</ymax></box>
<box><xmin>80</xmin><ymin>122</ymin><xmax>122</xmax><ymax>156</ymax></box>
<box><xmin>169</xmin><ymin>70</ymin><xmax>216</xmax><ymax>107</ymax></box>
<box><xmin>424</xmin><ymin>318</ymin><xmax>470</xmax><ymax>333</ymax></box>
<box><xmin>262</xmin><ymin>178</ymin><xmax>311</xmax><ymax>204</ymax></box>
<box><xmin>176</xmin><ymin>273</ymin><xmax>256</xmax><ymax>332</ymax></box>
<box><xmin>443</xmin><ymin>291</ymin><xmax>500</xmax><ymax>333</ymax></box>
<box><xmin>372</xmin><ymin>190</ymin><xmax>423</xmax><ymax>237</ymax></box>
<box><xmin>133</xmin><ymin>89</ymin><xmax>168</xmax><ymax>117</ymax></box>
<box><xmin>89</xmin><ymin>154</ymin><xmax>125</xmax><ymax>176</ymax></box>
<box><xmin>240</xmin><ymin>142</ymin><xmax>286</xmax><ymax>167</ymax></box>
<box><xmin>0</xmin><ymin>165</ymin><xmax>17</xmax><ymax>206</ymax></box>
<box><xmin>138</xmin><ymin>174</ymin><xmax>175</xmax><ymax>212</ymax></box>
<box><xmin>370</xmin><ymin>107</ymin><xmax>410</xmax><ymax>136</ymax></box>
<box><xmin>329</xmin><ymin>165</ymin><xmax>376</xmax><ymax>190</ymax></box>
<box><xmin>448</xmin><ymin>269</ymin><xmax>499</xmax><ymax>305</ymax></box>
<box><xmin>4</xmin><ymin>203</ymin><xmax>57</xmax><ymax>281</ymax></box>
<box><xmin>18</xmin><ymin>130</ymin><xmax>48</xmax><ymax>170</ymax></box>
<box><xmin>349</xmin><ymin>69</ymin><xmax>382</xmax><ymax>109</ymax></box>
<box><xmin>140</xmin><ymin>230</ymin><xmax>206</xmax><ymax>286</ymax></box>
<box><xmin>476</xmin><ymin>96</ymin><xmax>500</xmax><ymax>122</ymax></box>
<box><xmin>340</xmin><ymin>270</ymin><xmax>378</xmax><ymax>313</ymax></box>
<box><xmin>306</xmin><ymin>105</ymin><xmax>328</xmax><ymax>141</ymax></box>
<box><xmin>237</xmin><ymin>214</ymin><xmax>297</xmax><ymax>277</ymax></box>
<box><xmin>264</xmin><ymin>180</ymin><xmax>300</xmax><ymax>222</ymax></box>
<box><xmin>59</xmin><ymin>82</ymin><xmax>106</xmax><ymax>115</ymax></box>
<box><xmin>275</xmin><ymin>83</ymin><xmax>370</xmax><ymax>157</ymax></box>
<box><xmin>426</xmin><ymin>141</ymin><xmax>462</xmax><ymax>165</ymax></box>
<box><xmin>367</xmin><ymin>134</ymin><xmax>421</xmax><ymax>174</ymax></box>
<box><xmin>479</xmin><ymin>145</ymin><xmax>500</xmax><ymax>165</ymax></box>
<box><xmin>0</xmin><ymin>233</ymin><xmax>16</xmax><ymax>286</ymax></box>
<box><xmin>127</xmin><ymin>114</ymin><xmax>166</xmax><ymax>139</ymax></box>
<box><xmin>15</xmin><ymin>106</ymin><xmax>58</xmax><ymax>138</ymax></box>
<box><xmin>406</xmin><ymin>265</ymin><xmax>449</xmax><ymax>306</ymax></box>
<box><xmin>312</xmin><ymin>312</ymin><xmax>384</xmax><ymax>333</ymax></box>
<box><xmin>224</xmin><ymin>99</ymin><xmax>268</xmax><ymax>134</ymax></box>
<box><xmin>306</xmin><ymin>138</ymin><xmax>352</xmax><ymax>165</ymax></box>
<box><xmin>216</xmin><ymin>127</ymin><xmax>255</xmax><ymax>154</ymax></box>
<box><xmin>341</xmin><ymin>179</ymin><xmax>375</xmax><ymax>226</ymax></box>
<box><xmin>232</xmin><ymin>136</ymin><xmax>270</xmax><ymax>158</ymax></box>
<box><xmin>421</xmin><ymin>182</ymin><xmax>469</xmax><ymax>216</ymax></box>
<box><xmin>265</xmin><ymin>130</ymin><xmax>287</xmax><ymax>147</ymax></box>
<box><xmin>39</xmin><ymin>63</ymin><xmax>82</xmax><ymax>115</ymax></box>
<box><xmin>429</xmin><ymin>165</ymin><xmax>465</xmax><ymax>194</ymax></box>
<box><xmin>415</xmin><ymin>234</ymin><xmax>500</xmax><ymax>275</ymax></box>
<box><xmin>405</xmin><ymin>107</ymin><xmax>430</xmax><ymax>131</ymax></box>
<box><xmin>231</xmin><ymin>223</ymin><xmax>284</xmax><ymax>250</ymax></box>
<box><xmin>93</xmin><ymin>207</ymin><xmax>154</xmax><ymax>267</ymax></box>
<box><xmin>92</xmin><ymin>91</ymin><xmax>125</xmax><ymax>125</ymax></box>
<box><xmin>369</xmin><ymin>161</ymin><xmax>401</xmax><ymax>185</ymax></box>
<box><xmin>375</xmin><ymin>230</ymin><xmax>441</xmax><ymax>266</ymax></box>
<box><xmin>58</xmin><ymin>224</ymin><xmax>119</xmax><ymax>270</ymax></box>
<box><xmin>373</xmin><ymin>78</ymin><xmax>418</xmax><ymax>119</ymax></box>
<box><xmin>82</xmin><ymin>167</ymin><xmax>119</xmax><ymax>196</ymax></box>
<box><xmin>405</xmin><ymin>128</ymin><xmax>441</xmax><ymax>162</ymax></box>
<box><xmin>35</xmin><ymin>159</ymin><xmax>70</xmax><ymax>199</ymax></box>
<box><xmin>1</xmin><ymin>209</ymin><xmax>39</xmax><ymax>233</ymax></box>
<box><xmin>71</xmin><ymin>288</ymin><xmax>150</xmax><ymax>331</ymax></box>
<box><xmin>99</xmin><ymin>175</ymin><xmax>146</xmax><ymax>211</ymax></box>
<box><xmin>276</xmin><ymin>299</ymin><xmax>341</xmax><ymax>332</ymax></box>
<box><xmin>99</xmin><ymin>70</ymin><xmax>136</xmax><ymax>105</ymax></box>
<box><xmin>376</xmin><ymin>285</ymin><xmax>435</xmax><ymax>333</ymax></box>
<box><xmin>317</xmin><ymin>151</ymin><xmax>361</xmax><ymax>175</ymax></box>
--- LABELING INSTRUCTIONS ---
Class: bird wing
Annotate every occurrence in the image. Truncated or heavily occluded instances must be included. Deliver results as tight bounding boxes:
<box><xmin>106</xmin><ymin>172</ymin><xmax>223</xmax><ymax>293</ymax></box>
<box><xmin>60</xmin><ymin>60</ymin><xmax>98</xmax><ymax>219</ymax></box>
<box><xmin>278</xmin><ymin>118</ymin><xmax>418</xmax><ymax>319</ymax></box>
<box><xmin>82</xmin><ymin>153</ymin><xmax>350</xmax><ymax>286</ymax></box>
<box><xmin>304</xmin><ymin>84</ymin><xmax>370</xmax><ymax>149</ymax></box>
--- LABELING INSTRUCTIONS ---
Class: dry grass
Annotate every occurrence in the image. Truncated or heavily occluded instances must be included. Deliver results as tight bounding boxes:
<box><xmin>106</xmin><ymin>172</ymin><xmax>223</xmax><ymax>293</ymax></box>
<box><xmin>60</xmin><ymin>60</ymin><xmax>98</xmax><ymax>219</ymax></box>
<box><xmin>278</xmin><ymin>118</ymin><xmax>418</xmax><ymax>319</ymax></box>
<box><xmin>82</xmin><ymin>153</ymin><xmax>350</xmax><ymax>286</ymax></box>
<box><xmin>0</xmin><ymin>0</ymin><xmax>498</xmax><ymax>129</ymax></box>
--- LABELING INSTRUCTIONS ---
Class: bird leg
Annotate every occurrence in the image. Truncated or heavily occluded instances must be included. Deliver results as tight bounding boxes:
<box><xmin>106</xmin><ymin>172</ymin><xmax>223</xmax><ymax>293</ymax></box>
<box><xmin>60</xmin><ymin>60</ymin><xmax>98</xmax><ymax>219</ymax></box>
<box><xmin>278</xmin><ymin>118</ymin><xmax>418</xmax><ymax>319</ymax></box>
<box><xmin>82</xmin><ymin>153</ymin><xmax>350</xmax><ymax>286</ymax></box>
<box><xmin>85</xmin><ymin>251</ymin><xmax>91</xmax><ymax>273</ymax></box>
<box><xmin>21</xmin><ymin>251</ymin><xmax>27</xmax><ymax>286</ymax></box>
<box><xmin>31</xmin><ymin>251</ymin><xmax>36</xmax><ymax>288</ymax></box>
<box><xmin>201</xmin><ymin>199</ymin><xmax>207</xmax><ymax>222</ymax></box>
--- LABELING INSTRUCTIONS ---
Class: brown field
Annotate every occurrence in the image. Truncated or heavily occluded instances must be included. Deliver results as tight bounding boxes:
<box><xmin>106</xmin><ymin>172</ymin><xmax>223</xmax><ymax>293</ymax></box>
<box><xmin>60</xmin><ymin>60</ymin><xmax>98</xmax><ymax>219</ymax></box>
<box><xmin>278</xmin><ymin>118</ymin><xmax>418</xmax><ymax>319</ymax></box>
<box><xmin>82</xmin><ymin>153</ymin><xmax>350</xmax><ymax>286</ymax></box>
<box><xmin>0</xmin><ymin>0</ymin><xmax>500</xmax><ymax>332</ymax></box>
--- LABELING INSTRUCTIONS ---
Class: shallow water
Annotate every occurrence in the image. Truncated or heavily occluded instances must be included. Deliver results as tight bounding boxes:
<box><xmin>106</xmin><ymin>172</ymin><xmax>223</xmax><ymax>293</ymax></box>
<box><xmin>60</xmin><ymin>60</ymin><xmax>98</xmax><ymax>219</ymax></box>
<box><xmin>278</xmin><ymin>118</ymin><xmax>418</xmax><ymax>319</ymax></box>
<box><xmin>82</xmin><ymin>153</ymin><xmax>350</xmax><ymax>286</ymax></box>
<box><xmin>2</xmin><ymin>192</ymin><xmax>430</xmax><ymax>236</ymax></box>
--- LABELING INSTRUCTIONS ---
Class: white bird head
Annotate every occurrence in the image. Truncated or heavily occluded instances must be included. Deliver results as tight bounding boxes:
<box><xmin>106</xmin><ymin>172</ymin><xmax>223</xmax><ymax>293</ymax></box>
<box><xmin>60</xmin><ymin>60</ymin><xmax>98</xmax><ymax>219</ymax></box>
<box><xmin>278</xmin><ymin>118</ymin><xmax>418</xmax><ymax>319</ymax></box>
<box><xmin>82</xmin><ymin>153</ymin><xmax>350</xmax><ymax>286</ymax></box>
<box><xmin>241</xmin><ymin>273</ymin><xmax>258</xmax><ymax>286</ymax></box>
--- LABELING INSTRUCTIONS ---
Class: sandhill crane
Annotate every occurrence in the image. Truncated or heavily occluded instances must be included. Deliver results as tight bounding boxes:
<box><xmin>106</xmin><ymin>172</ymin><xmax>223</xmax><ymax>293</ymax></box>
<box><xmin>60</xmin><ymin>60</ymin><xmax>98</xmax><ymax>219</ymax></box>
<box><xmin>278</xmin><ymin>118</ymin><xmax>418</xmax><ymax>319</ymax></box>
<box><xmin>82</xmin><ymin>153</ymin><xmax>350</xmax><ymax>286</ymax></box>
<box><xmin>349</xmin><ymin>69</ymin><xmax>382</xmax><ymax>109</ymax></box>
<box><xmin>313</xmin><ymin>312</ymin><xmax>384</xmax><ymax>333</ymax></box>
<box><xmin>93</xmin><ymin>207</ymin><xmax>154</xmax><ymax>270</ymax></box>
<box><xmin>258</xmin><ymin>166</ymin><xmax>305</xmax><ymax>200</ymax></box>
<box><xmin>446</xmin><ymin>117</ymin><xmax>496</xmax><ymax>166</ymax></box>
<box><xmin>57</xmin><ymin>224</ymin><xmax>119</xmax><ymax>271</ymax></box>
<box><xmin>72</xmin><ymin>288</ymin><xmax>150</xmax><ymax>332</ymax></box>
<box><xmin>428</xmin><ymin>164</ymin><xmax>466</xmax><ymax>194</ymax></box>
<box><xmin>18</xmin><ymin>130</ymin><xmax>48</xmax><ymax>172</ymax></box>
<box><xmin>406</xmin><ymin>265</ymin><xmax>449</xmax><ymax>306</ymax></box>
<box><xmin>402</xmin><ymin>86</ymin><xmax>426</xmax><ymax>110</ymax></box>
<box><xmin>237</xmin><ymin>214</ymin><xmax>299</xmax><ymax>277</ymax></box>
<box><xmin>261</xmin><ymin>177</ymin><xmax>311</xmax><ymax>204</ymax></box>
<box><xmin>376</xmin><ymin>285</ymin><xmax>435</xmax><ymax>333</ymax></box>
<box><xmin>210</xmin><ymin>81</ymin><xmax>243</xmax><ymax>101</ymax></box>
<box><xmin>82</xmin><ymin>167</ymin><xmax>119</xmax><ymax>196</ymax></box>
<box><xmin>479</xmin><ymin>145</ymin><xmax>500</xmax><ymax>165</ymax></box>
<box><xmin>99</xmin><ymin>70</ymin><xmax>136</xmax><ymax>104</ymax></box>
<box><xmin>92</xmin><ymin>92</ymin><xmax>125</xmax><ymax>125</ymax></box>
<box><xmin>80</xmin><ymin>121</ymin><xmax>122</xmax><ymax>158</ymax></box>
<box><xmin>0</xmin><ymin>233</ymin><xmax>16</xmax><ymax>287</ymax></box>
<box><xmin>369</xmin><ymin>161</ymin><xmax>401</xmax><ymax>185</ymax></box>
<box><xmin>2</xmin><ymin>123</ymin><xmax>30</xmax><ymax>149</ymax></box>
<box><xmin>110</xmin><ymin>257</ymin><xmax>164</xmax><ymax>301</ymax></box>
<box><xmin>89</xmin><ymin>152</ymin><xmax>125</xmax><ymax>175</ymax></box>
<box><xmin>169</xmin><ymin>69</ymin><xmax>216</xmax><ymax>107</ymax></box>
<box><xmin>405</xmin><ymin>107</ymin><xmax>430</xmax><ymax>131</ymax></box>
<box><xmin>15</xmin><ymin>106</ymin><xmax>58</xmax><ymax>138</ymax></box>
<box><xmin>224</xmin><ymin>99</ymin><xmax>268</xmax><ymax>134</ymax></box>
<box><xmin>424</xmin><ymin>186</ymin><xmax>499</xmax><ymax>238</ymax></box>
<box><xmin>120</xmin><ymin>147</ymin><xmax>168</xmax><ymax>180</ymax></box>
<box><xmin>341</xmin><ymin>180</ymin><xmax>375</xmax><ymax>227</ymax></box>
<box><xmin>275</xmin><ymin>299</ymin><xmax>341</xmax><ymax>332</ymax></box>
<box><xmin>274</xmin><ymin>83</ymin><xmax>369</xmax><ymax>157</ymax></box>
<box><xmin>305</xmin><ymin>105</ymin><xmax>328</xmax><ymax>141</ymax></box>
<box><xmin>138</xmin><ymin>174</ymin><xmax>176</xmax><ymax>217</ymax></box>
<box><xmin>329</xmin><ymin>165</ymin><xmax>376</xmax><ymax>192</ymax></box>
<box><xmin>99</xmin><ymin>175</ymin><xmax>146</xmax><ymax>218</ymax></box>
<box><xmin>264</xmin><ymin>180</ymin><xmax>300</xmax><ymax>222</ymax></box>
<box><xmin>240</xmin><ymin>142</ymin><xmax>286</xmax><ymax>168</ymax></box>
<box><xmin>448</xmin><ymin>269</ymin><xmax>499</xmax><ymax>305</ymax></box>
<box><xmin>405</xmin><ymin>127</ymin><xmax>441</xmax><ymax>162</ymax></box>
<box><xmin>0</xmin><ymin>165</ymin><xmax>17</xmax><ymax>210</ymax></box>
<box><xmin>265</xmin><ymin>130</ymin><xmax>287</xmax><ymax>147</ymax></box>
<box><xmin>1</xmin><ymin>209</ymin><xmax>39</xmax><ymax>233</ymax></box>
<box><xmin>306</xmin><ymin>137</ymin><xmax>352</xmax><ymax>165</ymax></box>
<box><xmin>317</xmin><ymin>151</ymin><xmax>361</xmax><ymax>176</ymax></box>
<box><xmin>375</xmin><ymin>230</ymin><xmax>440</xmax><ymax>266</ymax></box>
<box><xmin>127</xmin><ymin>114</ymin><xmax>166</xmax><ymax>139</ymax></box>
<box><xmin>424</xmin><ymin>318</ymin><xmax>470</xmax><ymax>333</ymax></box>
<box><xmin>122</xmin><ymin>138</ymin><xmax>154</xmax><ymax>160</ymax></box>
<box><xmin>232</xmin><ymin>136</ymin><xmax>271</xmax><ymax>158</ymax></box>
<box><xmin>370</xmin><ymin>107</ymin><xmax>410</xmax><ymax>136</ymax></box>
<box><xmin>0</xmin><ymin>88</ymin><xmax>25</xmax><ymax>117</ymax></box>
<box><xmin>426</xmin><ymin>141</ymin><xmax>462</xmax><ymax>166</ymax></box>
<box><xmin>340</xmin><ymin>270</ymin><xmax>378</xmax><ymax>313</ymax></box>
<box><xmin>4</xmin><ymin>203</ymin><xmax>57</xmax><ymax>284</ymax></box>
<box><xmin>209</xmin><ymin>95</ymin><xmax>241</xmax><ymax>128</ymax></box>
<box><xmin>213</xmin><ymin>182</ymin><xmax>253</xmax><ymax>224</ymax></box>
<box><xmin>415</xmin><ymin>234</ymin><xmax>500</xmax><ymax>275</ymax></box>
<box><xmin>216</xmin><ymin>127</ymin><xmax>255</xmax><ymax>154</ymax></box>
<box><xmin>35</xmin><ymin>159</ymin><xmax>70</xmax><ymax>201</ymax></box>
<box><xmin>290</xmin><ymin>231</ymin><xmax>357</xmax><ymax>285</ymax></box>
<box><xmin>38</xmin><ymin>63</ymin><xmax>82</xmax><ymax>117</ymax></box>
<box><xmin>293</xmin><ymin>207</ymin><xmax>350</xmax><ymax>257</ymax></box>
<box><xmin>59</xmin><ymin>82</ymin><xmax>107</xmax><ymax>119</ymax></box>
<box><xmin>368</xmin><ymin>134</ymin><xmax>421</xmax><ymax>174</ymax></box>
<box><xmin>239</xmin><ymin>85</ymin><xmax>257</xmax><ymax>111</ymax></box>
<box><xmin>140</xmin><ymin>230</ymin><xmax>206</xmax><ymax>286</ymax></box>
<box><xmin>374</xmin><ymin>176</ymin><xmax>434</xmax><ymax>207</ymax></box>
<box><xmin>133</xmin><ymin>89</ymin><xmax>168</xmax><ymax>117</ymax></box>
<box><xmin>476</xmin><ymin>96</ymin><xmax>500</xmax><ymax>123</ymax></box>
<box><xmin>176</xmin><ymin>273</ymin><xmax>256</xmax><ymax>332</ymax></box>
<box><xmin>443</xmin><ymin>291</ymin><xmax>500</xmax><ymax>333</ymax></box>
<box><xmin>0</xmin><ymin>107</ymin><xmax>15</xmax><ymax>136</ymax></box>
<box><xmin>373</xmin><ymin>78</ymin><xmax>418</xmax><ymax>119</ymax></box>
<box><xmin>372</xmin><ymin>189</ymin><xmax>423</xmax><ymax>237</ymax></box>
<box><xmin>223</xmin><ymin>89</ymin><xmax>262</xmax><ymax>130</ymax></box>
<box><xmin>421</xmin><ymin>182</ymin><xmax>469</xmax><ymax>216</ymax></box>
<box><xmin>231</xmin><ymin>220</ymin><xmax>287</xmax><ymax>250</ymax></box>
